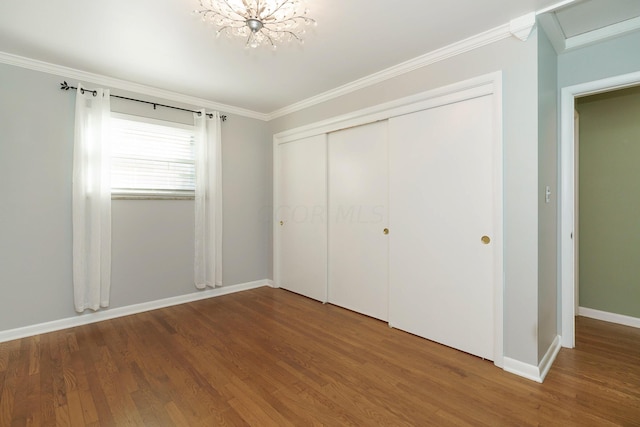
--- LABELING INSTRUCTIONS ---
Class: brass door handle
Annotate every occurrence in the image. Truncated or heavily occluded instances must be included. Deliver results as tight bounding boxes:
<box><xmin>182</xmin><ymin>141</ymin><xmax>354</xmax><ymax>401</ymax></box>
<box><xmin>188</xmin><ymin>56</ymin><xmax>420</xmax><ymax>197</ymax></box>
<box><xmin>383</xmin><ymin>228</ymin><xmax>389</xmax><ymax>235</ymax></box>
<box><xmin>481</xmin><ymin>235</ymin><xmax>491</xmax><ymax>245</ymax></box>
<box><xmin>280</xmin><ymin>221</ymin><xmax>284</xmax><ymax>226</ymax></box>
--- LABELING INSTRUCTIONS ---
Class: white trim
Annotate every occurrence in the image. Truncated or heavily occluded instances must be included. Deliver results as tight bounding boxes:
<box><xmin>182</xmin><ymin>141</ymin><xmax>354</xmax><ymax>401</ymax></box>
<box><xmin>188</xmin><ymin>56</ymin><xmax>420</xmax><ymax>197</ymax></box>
<box><xmin>503</xmin><ymin>358</ymin><xmax>542</xmax><ymax>382</ymax></box>
<box><xmin>536</xmin><ymin>0</ymin><xmax>577</xmax><ymax>16</ymax></box>
<box><xmin>509</xmin><ymin>13</ymin><xmax>537</xmax><ymax>42</ymax></box>
<box><xmin>492</xmin><ymin>72</ymin><xmax>505</xmax><ymax>369</ymax></box>
<box><xmin>274</xmin><ymin>73</ymin><xmax>500</xmax><ymax>144</ymax></box>
<box><xmin>560</xmin><ymin>86</ymin><xmax>577</xmax><ymax>349</ymax></box>
<box><xmin>539</xmin><ymin>335</ymin><xmax>562</xmax><ymax>381</ymax></box>
<box><xmin>537</xmin><ymin>12</ymin><xmax>568</xmax><ymax>54</ymax></box>
<box><xmin>0</xmin><ymin>51</ymin><xmax>269</xmax><ymax>121</ymax></box>
<box><xmin>579</xmin><ymin>307</ymin><xmax>640</xmax><ymax>329</ymax></box>
<box><xmin>267</xmin><ymin>23</ymin><xmax>516</xmax><ymax>120</ymax></box>
<box><xmin>273</xmin><ymin>139</ymin><xmax>282</xmax><ymax>290</ymax></box>
<box><xmin>560</xmin><ymin>71</ymin><xmax>640</xmax><ymax>349</ymax></box>
<box><xmin>273</xmin><ymin>71</ymin><xmax>504</xmax><ymax>368</ymax></box>
<box><xmin>0</xmin><ymin>280</ymin><xmax>270</xmax><ymax>344</ymax></box>
<box><xmin>503</xmin><ymin>335</ymin><xmax>561</xmax><ymax>383</ymax></box>
<box><xmin>565</xmin><ymin>16</ymin><xmax>640</xmax><ymax>51</ymax></box>
<box><xmin>535</xmin><ymin>0</ymin><xmax>579</xmax><ymax>54</ymax></box>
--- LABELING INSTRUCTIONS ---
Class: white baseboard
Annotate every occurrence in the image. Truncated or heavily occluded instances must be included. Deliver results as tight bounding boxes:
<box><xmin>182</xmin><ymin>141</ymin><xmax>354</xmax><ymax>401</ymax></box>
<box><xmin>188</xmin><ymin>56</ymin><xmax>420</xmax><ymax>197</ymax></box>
<box><xmin>0</xmin><ymin>279</ymin><xmax>270</xmax><ymax>344</ymax></box>
<box><xmin>503</xmin><ymin>358</ymin><xmax>541</xmax><ymax>383</ymax></box>
<box><xmin>538</xmin><ymin>335</ymin><xmax>562</xmax><ymax>381</ymax></box>
<box><xmin>503</xmin><ymin>335</ymin><xmax>561</xmax><ymax>383</ymax></box>
<box><xmin>579</xmin><ymin>306</ymin><xmax>640</xmax><ymax>329</ymax></box>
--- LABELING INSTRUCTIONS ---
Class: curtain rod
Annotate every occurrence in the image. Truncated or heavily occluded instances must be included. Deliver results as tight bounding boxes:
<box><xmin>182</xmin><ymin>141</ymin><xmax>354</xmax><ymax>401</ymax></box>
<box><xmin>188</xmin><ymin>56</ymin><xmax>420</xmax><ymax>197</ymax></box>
<box><xmin>60</xmin><ymin>81</ymin><xmax>227</xmax><ymax>122</ymax></box>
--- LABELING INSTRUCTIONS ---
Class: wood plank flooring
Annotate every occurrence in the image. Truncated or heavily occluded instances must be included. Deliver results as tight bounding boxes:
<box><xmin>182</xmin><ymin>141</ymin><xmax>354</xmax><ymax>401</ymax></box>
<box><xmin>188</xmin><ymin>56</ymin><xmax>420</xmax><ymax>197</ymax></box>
<box><xmin>1</xmin><ymin>286</ymin><xmax>639</xmax><ymax>426</ymax></box>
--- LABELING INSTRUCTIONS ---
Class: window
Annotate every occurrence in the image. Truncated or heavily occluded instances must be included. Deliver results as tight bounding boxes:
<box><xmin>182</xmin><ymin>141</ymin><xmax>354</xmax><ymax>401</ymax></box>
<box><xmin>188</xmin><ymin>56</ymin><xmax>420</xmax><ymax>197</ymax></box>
<box><xmin>110</xmin><ymin>114</ymin><xmax>195</xmax><ymax>198</ymax></box>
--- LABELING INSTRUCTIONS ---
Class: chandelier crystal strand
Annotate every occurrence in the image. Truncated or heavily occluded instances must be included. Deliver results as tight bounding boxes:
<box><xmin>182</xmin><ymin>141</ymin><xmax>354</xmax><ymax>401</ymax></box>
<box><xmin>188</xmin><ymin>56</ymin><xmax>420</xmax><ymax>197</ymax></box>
<box><xmin>195</xmin><ymin>0</ymin><xmax>316</xmax><ymax>49</ymax></box>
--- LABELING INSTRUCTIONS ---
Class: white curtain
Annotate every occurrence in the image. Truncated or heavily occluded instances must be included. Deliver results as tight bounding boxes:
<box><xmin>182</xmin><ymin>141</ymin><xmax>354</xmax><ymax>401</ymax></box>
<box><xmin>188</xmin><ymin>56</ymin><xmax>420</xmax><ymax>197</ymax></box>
<box><xmin>194</xmin><ymin>110</ymin><xmax>223</xmax><ymax>289</ymax></box>
<box><xmin>72</xmin><ymin>84</ymin><xmax>112</xmax><ymax>312</ymax></box>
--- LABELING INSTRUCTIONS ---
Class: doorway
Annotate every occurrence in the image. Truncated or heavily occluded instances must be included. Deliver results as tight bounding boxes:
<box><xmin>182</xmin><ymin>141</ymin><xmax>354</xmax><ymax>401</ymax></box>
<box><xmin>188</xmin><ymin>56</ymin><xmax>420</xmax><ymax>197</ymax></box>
<box><xmin>560</xmin><ymin>71</ymin><xmax>640</xmax><ymax>348</ymax></box>
<box><xmin>575</xmin><ymin>87</ymin><xmax>640</xmax><ymax>324</ymax></box>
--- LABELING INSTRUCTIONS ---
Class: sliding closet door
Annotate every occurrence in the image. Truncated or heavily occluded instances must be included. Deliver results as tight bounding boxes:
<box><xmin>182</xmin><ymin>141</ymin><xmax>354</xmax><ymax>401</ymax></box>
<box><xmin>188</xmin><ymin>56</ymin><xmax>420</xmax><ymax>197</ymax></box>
<box><xmin>389</xmin><ymin>95</ymin><xmax>497</xmax><ymax>360</ymax></box>
<box><xmin>328</xmin><ymin>121</ymin><xmax>389</xmax><ymax>320</ymax></box>
<box><xmin>276</xmin><ymin>135</ymin><xmax>327</xmax><ymax>302</ymax></box>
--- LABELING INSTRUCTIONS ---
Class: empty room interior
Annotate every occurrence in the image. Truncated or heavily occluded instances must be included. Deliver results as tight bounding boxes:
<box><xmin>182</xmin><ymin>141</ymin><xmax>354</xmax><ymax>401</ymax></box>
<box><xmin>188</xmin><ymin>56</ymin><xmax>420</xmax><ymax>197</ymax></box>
<box><xmin>1</xmin><ymin>0</ymin><xmax>640</xmax><ymax>425</ymax></box>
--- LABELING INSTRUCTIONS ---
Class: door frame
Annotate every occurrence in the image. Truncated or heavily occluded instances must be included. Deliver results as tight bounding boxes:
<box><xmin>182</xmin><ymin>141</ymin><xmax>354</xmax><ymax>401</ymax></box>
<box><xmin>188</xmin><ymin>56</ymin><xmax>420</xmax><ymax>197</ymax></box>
<box><xmin>559</xmin><ymin>70</ymin><xmax>640</xmax><ymax>348</ymax></box>
<box><xmin>273</xmin><ymin>71</ymin><xmax>504</xmax><ymax>366</ymax></box>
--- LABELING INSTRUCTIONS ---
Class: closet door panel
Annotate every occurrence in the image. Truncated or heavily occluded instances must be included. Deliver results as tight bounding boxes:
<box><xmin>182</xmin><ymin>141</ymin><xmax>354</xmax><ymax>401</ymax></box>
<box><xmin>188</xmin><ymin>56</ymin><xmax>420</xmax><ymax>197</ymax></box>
<box><xmin>389</xmin><ymin>95</ymin><xmax>496</xmax><ymax>360</ymax></box>
<box><xmin>276</xmin><ymin>135</ymin><xmax>327</xmax><ymax>302</ymax></box>
<box><xmin>328</xmin><ymin>121</ymin><xmax>389</xmax><ymax>321</ymax></box>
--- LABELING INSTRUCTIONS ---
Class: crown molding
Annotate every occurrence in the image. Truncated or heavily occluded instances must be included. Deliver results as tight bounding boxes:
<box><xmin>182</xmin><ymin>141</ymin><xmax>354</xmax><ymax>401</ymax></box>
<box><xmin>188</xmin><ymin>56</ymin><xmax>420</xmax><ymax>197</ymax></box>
<box><xmin>0</xmin><ymin>51</ymin><xmax>270</xmax><ymax>121</ymax></box>
<box><xmin>267</xmin><ymin>22</ymin><xmax>514</xmax><ymax>120</ymax></box>
<box><xmin>0</xmin><ymin>0</ymin><xmax>580</xmax><ymax>123</ymax></box>
<box><xmin>273</xmin><ymin>72</ymin><xmax>500</xmax><ymax>144</ymax></box>
<box><xmin>535</xmin><ymin>0</ymin><xmax>577</xmax><ymax>16</ymax></box>
<box><xmin>267</xmin><ymin>1</ymin><xmax>582</xmax><ymax>120</ymax></box>
<box><xmin>509</xmin><ymin>13</ymin><xmax>537</xmax><ymax>41</ymax></box>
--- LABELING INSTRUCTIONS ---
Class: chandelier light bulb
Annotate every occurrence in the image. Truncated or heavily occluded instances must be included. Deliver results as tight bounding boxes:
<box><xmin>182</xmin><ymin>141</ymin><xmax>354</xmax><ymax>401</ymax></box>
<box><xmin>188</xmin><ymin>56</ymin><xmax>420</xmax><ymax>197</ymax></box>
<box><xmin>195</xmin><ymin>0</ymin><xmax>316</xmax><ymax>49</ymax></box>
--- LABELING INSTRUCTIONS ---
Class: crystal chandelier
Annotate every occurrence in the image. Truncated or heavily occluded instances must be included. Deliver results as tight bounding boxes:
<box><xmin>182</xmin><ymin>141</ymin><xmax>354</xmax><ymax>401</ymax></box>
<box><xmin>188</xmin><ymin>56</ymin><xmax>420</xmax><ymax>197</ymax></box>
<box><xmin>195</xmin><ymin>0</ymin><xmax>316</xmax><ymax>49</ymax></box>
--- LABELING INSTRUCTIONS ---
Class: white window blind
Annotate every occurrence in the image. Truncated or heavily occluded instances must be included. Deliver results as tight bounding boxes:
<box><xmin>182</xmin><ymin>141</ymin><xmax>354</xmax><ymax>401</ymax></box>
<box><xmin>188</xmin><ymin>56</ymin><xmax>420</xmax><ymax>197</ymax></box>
<box><xmin>110</xmin><ymin>114</ymin><xmax>195</xmax><ymax>197</ymax></box>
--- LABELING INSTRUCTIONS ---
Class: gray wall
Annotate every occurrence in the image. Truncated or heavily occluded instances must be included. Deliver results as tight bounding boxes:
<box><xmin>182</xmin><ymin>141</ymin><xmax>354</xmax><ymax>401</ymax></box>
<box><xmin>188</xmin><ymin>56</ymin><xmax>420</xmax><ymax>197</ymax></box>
<box><xmin>558</xmin><ymin>31</ymin><xmax>640</xmax><ymax>89</ymax></box>
<box><xmin>0</xmin><ymin>65</ymin><xmax>76</xmax><ymax>329</ymax></box>
<box><xmin>270</xmin><ymin>33</ymin><xmax>542</xmax><ymax>365</ymax></box>
<box><xmin>0</xmin><ymin>62</ymin><xmax>271</xmax><ymax>332</ymax></box>
<box><xmin>537</xmin><ymin>25</ymin><xmax>559</xmax><ymax>361</ymax></box>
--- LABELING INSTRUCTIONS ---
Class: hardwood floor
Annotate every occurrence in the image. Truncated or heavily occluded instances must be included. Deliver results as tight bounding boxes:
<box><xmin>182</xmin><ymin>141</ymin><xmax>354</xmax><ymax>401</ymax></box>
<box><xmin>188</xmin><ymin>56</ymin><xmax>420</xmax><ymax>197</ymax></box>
<box><xmin>1</xmin><ymin>287</ymin><xmax>639</xmax><ymax>426</ymax></box>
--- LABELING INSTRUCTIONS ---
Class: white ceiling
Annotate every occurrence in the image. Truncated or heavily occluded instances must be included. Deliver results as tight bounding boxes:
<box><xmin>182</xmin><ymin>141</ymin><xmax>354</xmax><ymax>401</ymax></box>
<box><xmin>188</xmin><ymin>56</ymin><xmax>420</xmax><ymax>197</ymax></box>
<box><xmin>0</xmin><ymin>0</ymin><xmax>638</xmax><ymax>116</ymax></box>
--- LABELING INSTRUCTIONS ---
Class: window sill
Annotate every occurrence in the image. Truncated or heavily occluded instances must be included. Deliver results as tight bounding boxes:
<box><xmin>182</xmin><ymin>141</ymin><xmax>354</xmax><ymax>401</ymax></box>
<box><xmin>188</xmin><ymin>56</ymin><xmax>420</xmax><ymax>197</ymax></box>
<box><xmin>112</xmin><ymin>193</ymin><xmax>195</xmax><ymax>201</ymax></box>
